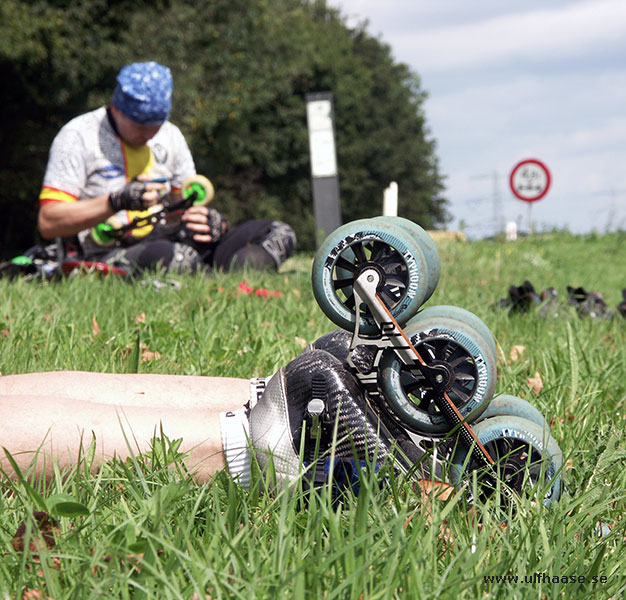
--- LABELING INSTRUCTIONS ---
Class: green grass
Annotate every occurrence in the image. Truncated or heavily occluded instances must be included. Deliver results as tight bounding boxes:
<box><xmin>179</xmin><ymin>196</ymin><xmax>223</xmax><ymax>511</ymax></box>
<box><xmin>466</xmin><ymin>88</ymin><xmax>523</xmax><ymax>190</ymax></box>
<box><xmin>1</xmin><ymin>231</ymin><xmax>625</xmax><ymax>599</ymax></box>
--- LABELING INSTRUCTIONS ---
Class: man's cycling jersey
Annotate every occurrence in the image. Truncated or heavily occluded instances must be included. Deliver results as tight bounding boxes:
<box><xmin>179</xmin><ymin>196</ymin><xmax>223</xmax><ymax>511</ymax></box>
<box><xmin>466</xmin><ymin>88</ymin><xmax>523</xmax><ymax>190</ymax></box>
<box><xmin>39</xmin><ymin>106</ymin><xmax>195</xmax><ymax>253</ymax></box>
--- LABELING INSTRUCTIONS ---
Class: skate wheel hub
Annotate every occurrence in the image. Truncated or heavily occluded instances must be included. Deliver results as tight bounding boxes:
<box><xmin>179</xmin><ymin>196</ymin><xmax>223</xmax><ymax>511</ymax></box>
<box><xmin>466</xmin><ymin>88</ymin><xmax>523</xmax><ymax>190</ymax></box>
<box><xmin>428</xmin><ymin>360</ymin><xmax>454</xmax><ymax>389</ymax></box>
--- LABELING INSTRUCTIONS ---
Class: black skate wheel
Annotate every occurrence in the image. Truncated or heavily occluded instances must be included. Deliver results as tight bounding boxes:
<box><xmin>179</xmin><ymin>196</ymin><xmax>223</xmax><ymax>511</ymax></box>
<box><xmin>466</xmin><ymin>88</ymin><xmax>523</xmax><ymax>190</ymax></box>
<box><xmin>450</xmin><ymin>415</ymin><xmax>562</xmax><ymax>506</ymax></box>
<box><xmin>380</xmin><ymin>311</ymin><xmax>497</xmax><ymax>433</ymax></box>
<box><xmin>377</xmin><ymin>216</ymin><xmax>441</xmax><ymax>303</ymax></box>
<box><xmin>312</xmin><ymin>219</ymin><xmax>430</xmax><ymax>334</ymax></box>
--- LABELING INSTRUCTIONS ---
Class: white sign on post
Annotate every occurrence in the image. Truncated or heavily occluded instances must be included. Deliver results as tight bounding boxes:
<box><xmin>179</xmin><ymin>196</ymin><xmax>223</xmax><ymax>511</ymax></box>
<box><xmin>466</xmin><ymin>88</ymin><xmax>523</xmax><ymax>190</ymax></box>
<box><xmin>306</xmin><ymin>100</ymin><xmax>338</xmax><ymax>178</ymax></box>
<box><xmin>305</xmin><ymin>92</ymin><xmax>342</xmax><ymax>245</ymax></box>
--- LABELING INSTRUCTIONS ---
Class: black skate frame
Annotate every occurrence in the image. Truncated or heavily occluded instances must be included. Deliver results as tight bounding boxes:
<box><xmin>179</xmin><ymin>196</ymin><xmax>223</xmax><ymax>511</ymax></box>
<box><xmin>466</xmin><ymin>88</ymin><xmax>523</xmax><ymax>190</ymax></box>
<box><xmin>347</xmin><ymin>267</ymin><xmax>498</xmax><ymax>477</ymax></box>
<box><xmin>93</xmin><ymin>188</ymin><xmax>201</xmax><ymax>245</ymax></box>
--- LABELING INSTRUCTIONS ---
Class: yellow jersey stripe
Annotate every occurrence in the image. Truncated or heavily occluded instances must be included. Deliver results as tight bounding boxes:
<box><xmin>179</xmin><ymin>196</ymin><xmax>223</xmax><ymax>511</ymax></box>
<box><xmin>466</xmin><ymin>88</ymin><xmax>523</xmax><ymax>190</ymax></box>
<box><xmin>39</xmin><ymin>186</ymin><xmax>78</xmax><ymax>204</ymax></box>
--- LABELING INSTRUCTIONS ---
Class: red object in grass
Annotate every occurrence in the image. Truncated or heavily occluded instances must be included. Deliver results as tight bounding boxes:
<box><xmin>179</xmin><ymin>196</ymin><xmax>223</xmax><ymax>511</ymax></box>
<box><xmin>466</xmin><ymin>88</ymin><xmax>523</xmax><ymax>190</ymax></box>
<box><xmin>238</xmin><ymin>281</ymin><xmax>253</xmax><ymax>295</ymax></box>
<box><xmin>235</xmin><ymin>281</ymin><xmax>283</xmax><ymax>298</ymax></box>
<box><xmin>255</xmin><ymin>288</ymin><xmax>284</xmax><ymax>298</ymax></box>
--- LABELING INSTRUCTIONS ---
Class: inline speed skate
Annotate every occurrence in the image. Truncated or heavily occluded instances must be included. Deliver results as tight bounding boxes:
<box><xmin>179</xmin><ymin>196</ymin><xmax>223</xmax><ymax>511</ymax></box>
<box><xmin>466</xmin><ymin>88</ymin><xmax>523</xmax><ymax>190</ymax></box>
<box><xmin>311</xmin><ymin>217</ymin><xmax>563</xmax><ymax>505</ymax></box>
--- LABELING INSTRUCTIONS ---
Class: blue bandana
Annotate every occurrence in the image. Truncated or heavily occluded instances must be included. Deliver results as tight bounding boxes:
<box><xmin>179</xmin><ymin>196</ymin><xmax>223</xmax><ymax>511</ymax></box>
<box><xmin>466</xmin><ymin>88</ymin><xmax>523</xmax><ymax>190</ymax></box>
<box><xmin>112</xmin><ymin>61</ymin><xmax>173</xmax><ymax>125</ymax></box>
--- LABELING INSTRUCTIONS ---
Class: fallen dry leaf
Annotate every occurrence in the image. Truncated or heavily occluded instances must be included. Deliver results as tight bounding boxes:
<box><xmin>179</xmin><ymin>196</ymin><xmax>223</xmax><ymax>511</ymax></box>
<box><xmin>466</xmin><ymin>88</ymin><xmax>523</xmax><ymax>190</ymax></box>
<box><xmin>527</xmin><ymin>372</ymin><xmax>544</xmax><ymax>394</ymax></box>
<box><xmin>404</xmin><ymin>480</ymin><xmax>455</xmax><ymax>553</ymax></box>
<box><xmin>141</xmin><ymin>349</ymin><xmax>162</xmax><ymax>362</ymax></box>
<box><xmin>509</xmin><ymin>345</ymin><xmax>526</xmax><ymax>362</ymax></box>
<box><xmin>91</xmin><ymin>315</ymin><xmax>101</xmax><ymax>336</ymax></box>
<box><xmin>1</xmin><ymin>328</ymin><xmax>9</xmax><ymax>338</ymax></box>
<box><xmin>12</xmin><ymin>511</ymin><xmax>59</xmax><ymax>556</ymax></box>
<box><xmin>405</xmin><ymin>479</ymin><xmax>455</xmax><ymax>529</ymax></box>
<box><xmin>417</xmin><ymin>479</ymin><xmax>455</xmax><ymax>502</ymax></box>
<box><xmin>135</xmin><ymin>311</ymin><xmax>146</xmax><ymax>324</ymax></box>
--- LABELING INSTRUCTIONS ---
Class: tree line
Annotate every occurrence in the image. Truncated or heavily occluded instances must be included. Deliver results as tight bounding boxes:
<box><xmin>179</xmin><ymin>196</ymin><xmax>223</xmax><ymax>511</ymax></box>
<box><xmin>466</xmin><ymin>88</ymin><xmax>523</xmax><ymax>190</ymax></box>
<box><xmin>0</xmin><ymin>0</ymin><xmax>448</xmax><ymax>256</ymax></box>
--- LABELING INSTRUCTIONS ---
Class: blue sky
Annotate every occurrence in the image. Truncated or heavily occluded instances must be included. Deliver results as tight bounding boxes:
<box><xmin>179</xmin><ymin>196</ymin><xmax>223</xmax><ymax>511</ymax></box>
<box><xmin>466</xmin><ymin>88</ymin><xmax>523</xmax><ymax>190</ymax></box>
<box><xmin>330</xmin><ymin>0</ymin><xmax>626</xmax><ymax>237</ymax></box>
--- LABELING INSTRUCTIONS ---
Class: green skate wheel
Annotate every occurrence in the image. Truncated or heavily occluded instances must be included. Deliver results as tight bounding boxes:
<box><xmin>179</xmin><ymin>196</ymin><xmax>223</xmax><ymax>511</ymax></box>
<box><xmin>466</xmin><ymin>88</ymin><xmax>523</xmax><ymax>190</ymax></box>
<box><xmin>379</xmin><ymin>312</ymin><xmax>497</xmax><ymax>433</ymax></box>
<box><xmin>182</xmin><ymin>174</ymin><xmax>214</xmax><ymax>206</ymax></box>
<box><xmin>409</xmin><ymin>305</ymin><xmax>498</xmax><ymax>361</ymax></box>
<box><xmin>11</xmin><ymin>256</ymin><xmax>34</xmax><ymax>266</ymax></box>
<box><xmin>450</xmin><ymin>415</ymin><xmax>562</xmax><ymax>506</ymax></box>
<box><xmin>90</xmin><ymin>216</ymin><xmax>124</xmax><ymax>247</ymax></box>
<box><xmin>478</xmin><ymin>394</ymin><xmax>550</xmax><ymax>434</ymax></box>
<box><xmin>312</xmin><ymin>219</ymin><xmax>430</xmax><ymax>334</ymax></box>
<box><xmin>379</xmin><ymin>216</ymin><xmax>441</xmax><ymax>302</ymax></box>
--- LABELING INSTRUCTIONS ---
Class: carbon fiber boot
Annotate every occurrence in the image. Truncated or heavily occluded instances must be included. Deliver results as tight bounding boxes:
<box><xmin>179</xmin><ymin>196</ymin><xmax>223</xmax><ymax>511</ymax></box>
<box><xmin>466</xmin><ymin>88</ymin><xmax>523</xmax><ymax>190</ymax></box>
<box><xmin>249</xmin><ymin>349</ymin><xmax>431</xmax><ymax>493</ymax></box>
<box><xmin>305</xmin><ymin>328</ymin><xmax>352</xmax><ymax>361</ymax></box>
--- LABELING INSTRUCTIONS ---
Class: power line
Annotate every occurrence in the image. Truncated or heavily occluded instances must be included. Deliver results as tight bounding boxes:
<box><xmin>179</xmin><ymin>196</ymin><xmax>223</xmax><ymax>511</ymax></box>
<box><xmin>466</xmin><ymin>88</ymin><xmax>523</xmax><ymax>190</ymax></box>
<box><xmin>470</xmin><ymin>171</ymin><xmax>504</xmax><ymax>235</ymax></box>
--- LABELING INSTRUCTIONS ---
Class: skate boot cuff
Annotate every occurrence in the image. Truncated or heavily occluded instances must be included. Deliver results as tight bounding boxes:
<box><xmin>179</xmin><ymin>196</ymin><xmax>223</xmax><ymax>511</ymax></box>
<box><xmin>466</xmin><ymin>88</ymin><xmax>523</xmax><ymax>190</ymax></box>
<box><xmin>219</xmin><ymin>378</ymin><xmax>269</xmax><ymax>489</ymax></box>
<box><xmin>249</xmin><ymin>366</ymin><xmax>303</xmax><ymax>487</ymax></box>
<box><xmin>219</xmin><ymin>408</ymin><xmax>251</xmax><ymax>488</ymax></box>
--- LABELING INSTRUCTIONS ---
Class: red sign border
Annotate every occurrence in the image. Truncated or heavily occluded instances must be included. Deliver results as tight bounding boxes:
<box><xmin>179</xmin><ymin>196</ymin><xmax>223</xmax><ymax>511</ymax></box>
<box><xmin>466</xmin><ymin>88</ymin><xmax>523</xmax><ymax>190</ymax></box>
<box><xmin>509</xmin><ymin>158</ymin><xmax>551</xmax><ymax>203</ymax></box>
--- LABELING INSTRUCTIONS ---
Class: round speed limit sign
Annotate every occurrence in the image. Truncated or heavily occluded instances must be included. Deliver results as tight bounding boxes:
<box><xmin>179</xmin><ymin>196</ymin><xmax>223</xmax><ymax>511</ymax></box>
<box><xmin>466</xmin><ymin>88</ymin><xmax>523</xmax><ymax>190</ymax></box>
<box><xmin>509</xmin><ymin>158</ymin><xmax>551</xmax><ymax>203</ymax></box>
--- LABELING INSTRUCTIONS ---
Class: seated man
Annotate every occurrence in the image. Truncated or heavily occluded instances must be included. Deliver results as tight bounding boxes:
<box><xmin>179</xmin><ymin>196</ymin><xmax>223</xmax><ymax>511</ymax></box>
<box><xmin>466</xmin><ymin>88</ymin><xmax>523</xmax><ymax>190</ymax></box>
<box><xmin>37</xmin><ymin>61</ymin><xmax>296</xmax><ymax>275</ymax></box>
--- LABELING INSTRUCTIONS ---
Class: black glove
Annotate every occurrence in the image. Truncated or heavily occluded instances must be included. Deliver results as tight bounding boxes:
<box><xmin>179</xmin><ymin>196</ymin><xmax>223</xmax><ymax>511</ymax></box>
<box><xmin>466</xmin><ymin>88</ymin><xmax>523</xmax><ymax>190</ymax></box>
<box><xmin>108</xmin><ymin>178</ymin><xmax>148</xmax><ymax>212</ymax></box>
<box><xmin>206</xmin><ymin>208</ymin><xmax>228</xmax><ymax>244</ymax></box>
<box><xmin>168</xmin><ymin>207</ymin><xmax>228</xmax><ymax>249</ymax></box>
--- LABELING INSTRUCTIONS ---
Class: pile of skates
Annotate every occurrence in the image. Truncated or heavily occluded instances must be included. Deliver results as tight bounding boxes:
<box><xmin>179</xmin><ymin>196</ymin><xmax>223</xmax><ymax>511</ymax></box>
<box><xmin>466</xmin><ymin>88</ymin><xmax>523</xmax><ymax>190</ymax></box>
<box><xmin>495</xmin><ymin>281</ymin><xmax>626</xmax><ymax>320</ymax></box>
